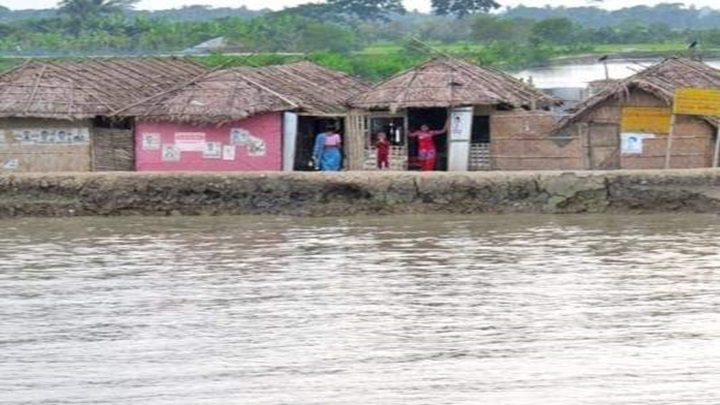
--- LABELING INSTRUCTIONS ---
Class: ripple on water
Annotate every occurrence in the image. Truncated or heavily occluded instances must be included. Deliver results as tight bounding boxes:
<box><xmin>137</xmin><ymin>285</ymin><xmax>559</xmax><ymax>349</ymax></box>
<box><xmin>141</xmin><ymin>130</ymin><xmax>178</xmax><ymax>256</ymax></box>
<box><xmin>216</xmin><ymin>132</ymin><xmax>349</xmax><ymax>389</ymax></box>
<box><xmin>1</xmin><ymin>214</ymin><xmax>719</xmax><ymax>405</ymax></box>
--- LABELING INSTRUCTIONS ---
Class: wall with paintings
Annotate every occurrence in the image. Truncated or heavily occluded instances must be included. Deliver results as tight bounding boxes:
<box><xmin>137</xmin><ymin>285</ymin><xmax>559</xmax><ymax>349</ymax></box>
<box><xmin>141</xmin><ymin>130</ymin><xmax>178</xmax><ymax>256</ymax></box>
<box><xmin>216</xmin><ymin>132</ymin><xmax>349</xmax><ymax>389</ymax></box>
<box><xmin>0</xmin><ymin>118</ymin><xmax>93</xmax><ymax>173</ymax></box>
<box><xmin>135</xmin><ymin>113</ymin><xmax>283</xmax><ymax>172</ymax></box>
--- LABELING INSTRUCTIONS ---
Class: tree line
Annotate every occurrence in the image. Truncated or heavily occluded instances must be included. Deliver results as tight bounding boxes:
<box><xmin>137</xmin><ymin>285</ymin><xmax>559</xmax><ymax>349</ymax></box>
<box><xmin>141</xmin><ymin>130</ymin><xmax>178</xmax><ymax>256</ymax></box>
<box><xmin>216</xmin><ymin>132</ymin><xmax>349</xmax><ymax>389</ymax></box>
<box><xmin>1</xmin><ymin>1</ymin><xmax>720</xmax><ymax>80</ymax></box>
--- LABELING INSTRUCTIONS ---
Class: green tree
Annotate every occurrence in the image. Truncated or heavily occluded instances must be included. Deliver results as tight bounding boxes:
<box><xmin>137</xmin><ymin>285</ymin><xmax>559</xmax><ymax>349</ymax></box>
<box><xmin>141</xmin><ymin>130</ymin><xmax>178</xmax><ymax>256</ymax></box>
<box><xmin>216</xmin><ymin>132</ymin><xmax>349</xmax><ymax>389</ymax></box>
<box><xmin>58</xmin><ymin>0</ymin><xmax>139</xmax><ymax>34</ymax></box>
<box><xmin>431</xmin><ymin>0</ymin><xmax>500</xmax><ymax>18</ymax></box>
<box><xmin>298</xmin><ymin>22</ymin><xmax>359</xmax><ymax>53</ymax></box>
<box><xmin>471</xmin><ymin>15</ymin><xmax>530</xmax><ymax>43</ymax></box>
<box><xmin>58</xmin><ymin>0</ymin><xmax>139</xmax><ymax>19</ymax></box>
<box><xmin>282</xmin><ymin>0</ymin><xmax>404</xmax><ymax>21</ymax></box>
<box><xmin>531</xmin><ymin>17</ymin><xmax>575</xmax><ymax>45</ymax></box>
<box><xmin>328</xmin><ymin>0</ymin><xmax>405</xmax><ymax>20</ymax></box>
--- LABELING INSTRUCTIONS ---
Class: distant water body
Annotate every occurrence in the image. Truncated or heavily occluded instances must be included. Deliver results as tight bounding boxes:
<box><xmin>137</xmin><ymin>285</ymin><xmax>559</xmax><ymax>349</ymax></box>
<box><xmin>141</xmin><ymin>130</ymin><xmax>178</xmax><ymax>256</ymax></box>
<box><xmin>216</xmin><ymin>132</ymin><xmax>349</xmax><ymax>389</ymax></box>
<box><xmin>514</xmin><ymin>59</ymin><xmax>720</xmax><ymax>88</ymax></box>
<box><xmin>1</xmin><ymin>215</ymin><xmax>720</xmax><ymax>405</ymax></box>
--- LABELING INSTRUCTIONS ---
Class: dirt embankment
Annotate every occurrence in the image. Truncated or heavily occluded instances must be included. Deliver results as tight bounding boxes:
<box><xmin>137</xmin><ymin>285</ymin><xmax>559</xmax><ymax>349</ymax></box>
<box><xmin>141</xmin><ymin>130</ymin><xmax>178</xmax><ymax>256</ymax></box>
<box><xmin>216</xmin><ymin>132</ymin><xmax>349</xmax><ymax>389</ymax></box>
<box><xmin>2</xmin><ymin>170</ymin><xmax>720</xmax><ymax>218</ymax></box>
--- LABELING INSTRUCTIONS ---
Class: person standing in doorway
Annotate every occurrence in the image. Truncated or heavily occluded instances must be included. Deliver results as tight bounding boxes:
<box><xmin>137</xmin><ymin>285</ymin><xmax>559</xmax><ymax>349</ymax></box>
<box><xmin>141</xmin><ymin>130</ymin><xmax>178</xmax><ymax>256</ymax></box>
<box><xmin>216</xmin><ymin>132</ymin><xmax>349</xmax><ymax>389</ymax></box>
<box><xmin>408</xmin><ymin>120</ymin><xmax>448</xmax><ymax>171</ymax></box>
<box><xmin>375</xmin><ymin>132</ymin><xmax>390</xmax><ymax>170</ymax></box>
<box><xmin>314</xmin><ymin>126</ymin><xmax>342</xmax><ymax>171</ymax></box>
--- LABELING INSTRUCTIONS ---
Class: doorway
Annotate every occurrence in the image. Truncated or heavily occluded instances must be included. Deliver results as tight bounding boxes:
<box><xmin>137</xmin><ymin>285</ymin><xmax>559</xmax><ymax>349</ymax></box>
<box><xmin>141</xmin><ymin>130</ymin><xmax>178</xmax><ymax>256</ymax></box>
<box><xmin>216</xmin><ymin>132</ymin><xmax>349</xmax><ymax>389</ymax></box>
<box><xmin>587</xmin><ymin>123</ymin><xmax>620</xmax><ymax>170</ymax></box>
<box><xmin>294</xmin><ymin>116</ymin><xmax>344</xmax><ymax>171</ymax></box>
<box><xmin>407</xmin><ymin>108</ymin><xmax>448</xmax><ymax>171</ymax></box>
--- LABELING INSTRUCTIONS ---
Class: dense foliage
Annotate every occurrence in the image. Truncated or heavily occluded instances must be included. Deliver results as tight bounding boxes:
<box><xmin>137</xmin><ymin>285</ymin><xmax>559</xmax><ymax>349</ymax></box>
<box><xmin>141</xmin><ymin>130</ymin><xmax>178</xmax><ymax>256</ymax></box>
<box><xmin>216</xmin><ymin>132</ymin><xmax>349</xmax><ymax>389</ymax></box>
<box><xmin>1</xmin><ymin>2</ymin><xmax>720</xmax><ymax>80</ymax></box>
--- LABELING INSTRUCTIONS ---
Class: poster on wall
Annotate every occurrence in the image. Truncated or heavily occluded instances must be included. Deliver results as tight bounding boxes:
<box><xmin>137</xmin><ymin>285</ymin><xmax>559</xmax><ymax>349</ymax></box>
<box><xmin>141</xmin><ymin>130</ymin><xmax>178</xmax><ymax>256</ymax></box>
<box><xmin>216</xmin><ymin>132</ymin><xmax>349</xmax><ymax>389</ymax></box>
<box><xmin>141</xmin><ymin>133</ymin><xmax>161</xmax><ymax>150</ymax></box>
<box><xmin>174</xmin><ymin>132</ymin><xmax>206</xmax><ymax>152</ymax></box>
<box><xmin>203</xmin><ymin>142</ymin><xmax>222</xmax><ymax>159</ymax></box>
<box><xmin>162</xmin><ymin>144</ymin><xmax>181</xmax><ymax>161</ymax></box>
<box><xmin>450</xmin><ymin>107</ymin><xmax>473</xmax><ymax>140</ymax></box>
<box><xmin>12</xmin><ymin>128</ymin><xmax>89</xmax><ymax>145</ymax></box>
<box><xmin>230</xmin><ymin>128</ymin><xmax>266</xmax><ymax>157</ymax></box>
<box><xmin>222</xmin><ymin>145</ymin><xmax>236</xmax><ymax>161</ymax></box>
<box><xmin>621</xmin><ymin>133</ymin><xmax>655</xmax><ymax>154</ymax></box>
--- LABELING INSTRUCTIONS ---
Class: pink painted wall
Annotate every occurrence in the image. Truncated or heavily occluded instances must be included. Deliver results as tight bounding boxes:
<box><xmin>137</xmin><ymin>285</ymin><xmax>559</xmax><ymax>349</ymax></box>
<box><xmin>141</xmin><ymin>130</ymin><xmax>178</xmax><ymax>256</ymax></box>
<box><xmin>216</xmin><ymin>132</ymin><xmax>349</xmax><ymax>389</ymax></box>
<box><xmin>135</xmin><ymin>113</ymin><xmax>283</xmax><ymax>171</ymax></box>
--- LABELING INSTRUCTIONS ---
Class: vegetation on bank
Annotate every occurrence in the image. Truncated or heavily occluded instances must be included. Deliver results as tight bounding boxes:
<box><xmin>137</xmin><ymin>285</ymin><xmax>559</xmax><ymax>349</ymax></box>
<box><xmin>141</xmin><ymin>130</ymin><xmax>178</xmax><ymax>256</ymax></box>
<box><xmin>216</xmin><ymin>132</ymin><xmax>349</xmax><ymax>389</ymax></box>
<box><xmin>2</xmin><ymin>2</ymin><xmax>720</xmax><ymax>80</ymax></box>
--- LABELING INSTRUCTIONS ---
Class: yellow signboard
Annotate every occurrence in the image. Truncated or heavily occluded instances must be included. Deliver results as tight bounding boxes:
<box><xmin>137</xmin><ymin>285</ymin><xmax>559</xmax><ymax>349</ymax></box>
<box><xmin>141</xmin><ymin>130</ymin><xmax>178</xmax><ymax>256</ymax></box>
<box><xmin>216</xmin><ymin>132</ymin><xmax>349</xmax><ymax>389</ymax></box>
<box><xmin>673</xmin><ymin>87</ymin><xmax>720</xmax><ymax>116</ymax></box>
<box><xmin>621</xmin><ymin>107</ymin><xmax>672</xmax><ymax>133</ymax></box>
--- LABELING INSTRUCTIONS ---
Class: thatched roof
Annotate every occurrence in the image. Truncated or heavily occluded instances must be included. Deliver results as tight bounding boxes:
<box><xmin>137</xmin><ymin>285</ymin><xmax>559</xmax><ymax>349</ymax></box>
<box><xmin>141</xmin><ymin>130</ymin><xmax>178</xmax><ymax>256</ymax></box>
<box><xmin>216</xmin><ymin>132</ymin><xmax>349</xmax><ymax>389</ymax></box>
<box><xmin>556</xmin><ymin>57</ymin><xmax>720</xmax><ymax>130</ymax></box>
<box><xmin>235</xmin><ymin>61</ymin><xmax>372</xmax><ymax>116</ymax></box>
<box><xmin>0</xmin><ymin>57</ymin><xmax>207</xmax><ymax>121</ymax></box>
<box><xmin>123</xmin><ymin>69</ymin><xmax>297</xmax><ymax>125</ymax></box>
<box><xmin>349</xmin><ymin>57</ymin><xmax>558</xmax><ymax>111</ymax></box>
<box><xmin>125</xmin><ymin>61</ymin><xmax>371</xmax><ymax>124</ymax></box>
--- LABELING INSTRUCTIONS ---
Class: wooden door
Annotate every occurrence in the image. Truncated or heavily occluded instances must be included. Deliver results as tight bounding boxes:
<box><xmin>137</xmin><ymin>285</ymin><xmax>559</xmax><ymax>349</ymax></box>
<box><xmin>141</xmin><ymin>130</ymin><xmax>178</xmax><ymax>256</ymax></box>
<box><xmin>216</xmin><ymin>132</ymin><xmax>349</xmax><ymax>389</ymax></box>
<box><xmin>588</xmin><ymin>123</ymin><xmax>620</xmax><ymax>170</ymax></box>
<box><xmin>92</xmin><ymin>128</ymin><xmax>134</xmax><ymax>171</ymax></box>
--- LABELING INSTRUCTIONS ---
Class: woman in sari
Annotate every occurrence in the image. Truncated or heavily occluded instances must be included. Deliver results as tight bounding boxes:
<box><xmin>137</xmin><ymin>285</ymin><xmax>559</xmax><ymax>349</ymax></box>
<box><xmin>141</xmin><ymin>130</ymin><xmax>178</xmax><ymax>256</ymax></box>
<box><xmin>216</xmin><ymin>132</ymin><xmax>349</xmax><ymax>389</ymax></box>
<box><xmin>312</xmin><ymin>127</ymin><xmax>342</xmax><ymax>171</ymax></box>
<box><xmin>408</xmin><ymin>120</ymin><xmax>448</xmax><ymax>172</ymax></box>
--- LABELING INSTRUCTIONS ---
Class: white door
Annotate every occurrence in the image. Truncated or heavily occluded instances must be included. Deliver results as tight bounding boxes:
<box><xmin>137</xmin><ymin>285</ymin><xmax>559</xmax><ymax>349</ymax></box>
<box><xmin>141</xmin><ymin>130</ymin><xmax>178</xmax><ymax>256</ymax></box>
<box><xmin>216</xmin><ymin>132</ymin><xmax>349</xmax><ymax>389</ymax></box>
<box><xmin>282</xmin><ymin>112</ymin><xmax>298</xmax><ymax>171</ymax></box>
<box><xmin>448</xmin><ymin>107</ymin><xmax>474</xmax><ymax>171</ymax></box>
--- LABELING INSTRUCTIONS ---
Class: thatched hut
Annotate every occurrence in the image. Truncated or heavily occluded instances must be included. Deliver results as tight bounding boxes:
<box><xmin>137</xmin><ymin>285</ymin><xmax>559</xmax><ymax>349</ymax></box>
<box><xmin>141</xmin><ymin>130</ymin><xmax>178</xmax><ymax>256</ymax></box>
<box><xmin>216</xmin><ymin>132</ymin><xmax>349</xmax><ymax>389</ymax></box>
<box><xmin>234</xmin><ymin>61</ymin><xmax>371</xmax><ymax>170</ymax></box>
<box><xmin>0</xmin><ymin>57</ymin><xmax>207</xmax><ymax>173</ymax></box>
<box><xmin>555</xmin><ymin>57</ymin><xmax>720</xmax><ymax>170</ymax></box>
<box><xmin>348</xmin><ymin>57</ymin><xmax>561</xmax><ymax>171</ymax></box>
<box><xmin>126</xmin><ymin>61</ymin><xmax>370</xmax><ymax>172</ymax></box>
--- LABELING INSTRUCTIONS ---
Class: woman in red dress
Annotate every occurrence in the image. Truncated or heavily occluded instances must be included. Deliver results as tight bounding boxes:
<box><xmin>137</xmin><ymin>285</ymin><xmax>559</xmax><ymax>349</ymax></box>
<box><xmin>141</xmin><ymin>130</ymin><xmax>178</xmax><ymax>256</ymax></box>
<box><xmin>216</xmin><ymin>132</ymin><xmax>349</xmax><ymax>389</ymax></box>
<box><xmin>408</xmin><ymin>121</ymin><xmax>448</xmax><ymax>172</ymax></box>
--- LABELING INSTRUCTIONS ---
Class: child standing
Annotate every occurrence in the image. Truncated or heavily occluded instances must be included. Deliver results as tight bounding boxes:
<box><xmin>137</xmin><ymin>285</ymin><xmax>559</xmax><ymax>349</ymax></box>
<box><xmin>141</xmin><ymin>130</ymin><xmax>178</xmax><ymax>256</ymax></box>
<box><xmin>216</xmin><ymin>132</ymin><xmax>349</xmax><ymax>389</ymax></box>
<box><xmin>375</xmin><ymin>132</ymin><xmax>390</xmax><ymax>170</ymax></box>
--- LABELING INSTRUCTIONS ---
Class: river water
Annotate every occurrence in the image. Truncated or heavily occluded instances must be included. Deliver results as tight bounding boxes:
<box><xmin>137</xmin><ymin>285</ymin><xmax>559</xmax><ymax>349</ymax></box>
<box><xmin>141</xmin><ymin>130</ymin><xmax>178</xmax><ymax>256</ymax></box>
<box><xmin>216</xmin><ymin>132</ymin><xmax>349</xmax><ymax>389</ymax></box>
<box><xmin>515</xmin><ymin>59</ymin><xmax>720</xmax><ymax>88</ymax></box>
<box><xmin>1</xmin><ymin>214</ymin><xmax>719</xmax><ymax>405</ymax></box>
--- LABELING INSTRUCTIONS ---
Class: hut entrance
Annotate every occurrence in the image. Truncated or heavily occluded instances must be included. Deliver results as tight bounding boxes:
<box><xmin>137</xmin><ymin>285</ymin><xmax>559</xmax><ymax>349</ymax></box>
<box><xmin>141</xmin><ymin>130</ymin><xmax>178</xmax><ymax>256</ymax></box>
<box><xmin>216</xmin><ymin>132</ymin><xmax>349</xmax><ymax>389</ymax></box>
<box><xmin>91</xmin><ymin>117</ymin><xmax>134</xmax><ymax>171</ymax></box>
<box><xmin>470</xmin><ymin>115</ymin><xmax>491</xmax><ymax>171</ymax></box>
<box><xmin>408</xmin><ymin>108</ymin><xmax>448</xmax><ymax>171</ymax></box>
<box><xmin>586</xmin><ymin>123</ymin><xmax>620</xmax><ymax>170</ymax></box>
<box><xmin>294</xmin><ymin>116</ymin><xmax>344</xmax><ymax>171</ymax></box>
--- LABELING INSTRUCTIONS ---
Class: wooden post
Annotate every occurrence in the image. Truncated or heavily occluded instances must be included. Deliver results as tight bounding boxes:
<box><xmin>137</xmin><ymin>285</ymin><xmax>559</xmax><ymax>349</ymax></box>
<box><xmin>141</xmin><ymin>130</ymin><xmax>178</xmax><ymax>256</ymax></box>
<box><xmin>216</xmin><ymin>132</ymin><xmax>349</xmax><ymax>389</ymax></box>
<box><xmin>714</xmin><ymin>126</ymin><xmax>720</xmax><ymax>168</ymax></box>
<box><xmin>664</xmin><ymin>114</ymin><xmax>677</xmax><ymax>169</ymax></box>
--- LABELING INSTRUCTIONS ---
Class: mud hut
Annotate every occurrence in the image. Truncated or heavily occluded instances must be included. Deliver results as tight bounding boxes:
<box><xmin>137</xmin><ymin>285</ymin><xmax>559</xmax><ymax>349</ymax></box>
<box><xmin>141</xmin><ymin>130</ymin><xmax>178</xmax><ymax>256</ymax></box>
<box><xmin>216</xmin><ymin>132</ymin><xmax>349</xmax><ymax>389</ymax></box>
<box><xmin>234</xmin><ymin>61</ymin><xmax>372</xmax><ymax>171</ymax></box>
<box><xmin>0</xmin><ymin>57</ymin><xmax>207</xmax><ymax>173</ymax></box>
<box><xmin>348</xmin><ymin>57</ymin><xmax>560</xmax><ymax>171</ymax></box>
<box><xmin>123</xmin><ymin>69</ymin><xmax>297</xmax><ymax>171</ymax></box>
<box><xmin>555</xmin><ymin>57</ymin><xmax>720</xmax><ymax>170</ymax></box>
<box><xmin>125</xmin><ymin>61</ymin><xmax>371</xmax><ymax>172</ymax></box>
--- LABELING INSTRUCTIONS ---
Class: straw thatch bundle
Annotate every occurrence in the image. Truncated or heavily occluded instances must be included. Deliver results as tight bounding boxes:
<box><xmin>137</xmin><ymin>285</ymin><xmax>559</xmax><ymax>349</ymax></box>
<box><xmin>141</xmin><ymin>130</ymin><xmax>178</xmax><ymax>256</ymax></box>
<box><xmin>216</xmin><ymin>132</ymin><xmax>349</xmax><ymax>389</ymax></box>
<box><xmin>235</xmin><ymin>61</ymin><xmax>372</xmax><ymax>116</ymax></box>
<box><xmin>349</xmin><ymin>57</ymin><xmax>558</xmax><ymax>111</ymax></box>
<box><xmin>0</xmin><ymin>57</ymin><xmax>207</xmax><ymax>120</ymax></box>
<box><xmin>124</xmin><ymin>69</ymin><xmax>297</xmax><ymax>125</ymax></box>
<box><xmin>557</xmin><ymin>57</ymin><xmax>720</xmax><ymax>129</ymax></box>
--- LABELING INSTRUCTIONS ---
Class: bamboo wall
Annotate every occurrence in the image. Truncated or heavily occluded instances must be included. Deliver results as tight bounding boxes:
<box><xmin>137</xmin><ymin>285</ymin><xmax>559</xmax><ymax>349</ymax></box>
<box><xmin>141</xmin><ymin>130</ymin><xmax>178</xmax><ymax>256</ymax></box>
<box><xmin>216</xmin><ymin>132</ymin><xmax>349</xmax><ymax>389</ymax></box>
<box><xmin>92</xmin><ymin>128</ymin><xmax>134</xmax><ymax>171</ymax></box>
<box><xmin>345</xmin><ymin>110</ymin><xmax>366</xmax><ymax>171</ymax></box>
<box><xmin>575</xmin><ymin>90</ymin><xmax>715</xmax><ymax>169</ymax></box>
<box><xmin>0</xmin><ymin>118</ymin><xmax>92</xmax><ymax>173</ymax></box>
<box><xmin>491</xmin><ymin>111</ymin><xmax>583</xmax><ymax>171</ymax></box>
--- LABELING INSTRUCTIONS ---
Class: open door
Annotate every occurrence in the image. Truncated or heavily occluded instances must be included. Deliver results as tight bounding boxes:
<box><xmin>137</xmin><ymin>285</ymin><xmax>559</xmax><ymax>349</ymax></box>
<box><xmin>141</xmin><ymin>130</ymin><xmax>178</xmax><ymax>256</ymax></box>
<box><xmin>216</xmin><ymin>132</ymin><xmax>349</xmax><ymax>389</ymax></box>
<box><xmin>448</xmin><ymin>107</ymin><xmax>474</xmax><ymax>171</ymax></box>
<box><xmin>407</xmin><ymin>108</ymin><xmax>448</xmax><ymax>170</ymax></box>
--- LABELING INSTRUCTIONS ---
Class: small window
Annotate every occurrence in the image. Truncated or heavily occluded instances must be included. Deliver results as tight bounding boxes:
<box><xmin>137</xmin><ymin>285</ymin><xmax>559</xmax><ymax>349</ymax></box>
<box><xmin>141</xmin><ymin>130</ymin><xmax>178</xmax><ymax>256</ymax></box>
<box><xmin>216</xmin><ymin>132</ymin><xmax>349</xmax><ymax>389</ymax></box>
<box><xmin>472</xmin><ymin>116</ymin><xmax>490</xmax><ymax>143</ymax></box>
<box><xmin>369</xmin><ymin>117</ymin><xmax>405</xmax><ymax>146</ymax></box>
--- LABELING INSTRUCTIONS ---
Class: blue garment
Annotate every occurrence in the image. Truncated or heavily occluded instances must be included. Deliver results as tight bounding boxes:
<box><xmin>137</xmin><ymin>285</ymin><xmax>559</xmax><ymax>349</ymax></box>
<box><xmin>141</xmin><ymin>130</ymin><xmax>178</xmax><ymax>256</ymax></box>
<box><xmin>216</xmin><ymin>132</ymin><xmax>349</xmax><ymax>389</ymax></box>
<box><xmin>320</xmin><ymin>147</ymin><xmax>342</xmax><ymax>171</ymax></box>
<box><xmin>312</xmin><ymin>132</ymin><xmax>342</xmax><ymax>171</ymax></box>
<box><xmin>312</xmin><ymin>132</ymin><xmax>326</xmax><ymax>170</ymax></box>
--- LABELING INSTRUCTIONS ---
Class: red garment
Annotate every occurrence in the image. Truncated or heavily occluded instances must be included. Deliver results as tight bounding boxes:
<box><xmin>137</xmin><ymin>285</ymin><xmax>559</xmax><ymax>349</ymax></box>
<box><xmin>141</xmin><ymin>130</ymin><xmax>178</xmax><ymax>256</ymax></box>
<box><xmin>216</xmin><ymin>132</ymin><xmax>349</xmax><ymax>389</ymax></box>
<box><xmin>415</xmin><ymin>130</ymin><xmax>440</xmax><ymax>152</ymax></box>
<box><xmin>412</xmin><ymin>130</ymin><xmax>441</xmax><ymax>171</ymax></box>
<box><xmin>376</xmin><ymin>139</ymin><xmax>390</xmax><ymax>169</ymax></box>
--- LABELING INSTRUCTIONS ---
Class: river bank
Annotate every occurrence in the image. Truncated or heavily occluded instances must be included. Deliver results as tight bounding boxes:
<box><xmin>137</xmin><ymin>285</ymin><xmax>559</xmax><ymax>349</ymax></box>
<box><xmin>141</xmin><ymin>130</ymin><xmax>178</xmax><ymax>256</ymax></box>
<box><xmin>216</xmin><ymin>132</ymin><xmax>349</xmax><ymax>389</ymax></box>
<box><xmin>2</xmin><ymin>170</ymin><xmax>720</xmax><ymax>218</ymax></box>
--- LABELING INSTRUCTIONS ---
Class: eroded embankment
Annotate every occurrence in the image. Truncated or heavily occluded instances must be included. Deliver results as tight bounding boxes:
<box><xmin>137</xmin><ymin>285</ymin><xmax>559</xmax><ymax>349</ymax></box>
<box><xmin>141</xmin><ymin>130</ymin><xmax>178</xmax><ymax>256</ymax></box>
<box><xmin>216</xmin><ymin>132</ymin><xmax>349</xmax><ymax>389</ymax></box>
<box><xmin>2</xmin><ymin>170</ymin><xmax>720</xmax><ymax>218</ymax></box>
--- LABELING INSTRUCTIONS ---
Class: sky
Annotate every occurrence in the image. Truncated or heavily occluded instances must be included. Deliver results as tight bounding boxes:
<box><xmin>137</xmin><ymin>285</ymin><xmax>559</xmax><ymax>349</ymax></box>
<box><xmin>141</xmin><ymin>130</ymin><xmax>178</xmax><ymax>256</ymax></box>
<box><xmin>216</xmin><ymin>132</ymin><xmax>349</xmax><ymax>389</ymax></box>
<box><xmin>1</xmin><ymin>0</ymin><xmax>719</xmax><ymax>12</ymax></box>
